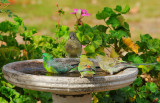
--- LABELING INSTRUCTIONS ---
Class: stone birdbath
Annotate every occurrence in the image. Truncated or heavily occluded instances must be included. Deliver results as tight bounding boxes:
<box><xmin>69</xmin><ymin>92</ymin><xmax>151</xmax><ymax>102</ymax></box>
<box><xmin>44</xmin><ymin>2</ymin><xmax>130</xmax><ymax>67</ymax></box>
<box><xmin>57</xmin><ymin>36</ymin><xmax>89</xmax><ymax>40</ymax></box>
<box><xmin>2</xmin><ymin>58</ymin><xmax>138</xmax><ymax>103</ymax></box>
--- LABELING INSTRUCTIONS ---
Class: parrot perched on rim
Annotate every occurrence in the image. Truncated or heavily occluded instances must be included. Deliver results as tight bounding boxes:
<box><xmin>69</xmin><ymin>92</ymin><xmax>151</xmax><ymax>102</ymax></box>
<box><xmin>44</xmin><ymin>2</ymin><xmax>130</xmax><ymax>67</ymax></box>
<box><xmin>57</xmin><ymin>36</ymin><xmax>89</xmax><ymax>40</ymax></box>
<box><xmin>96</xmin><ymin>55</ymin><xmax>157</xmax><ymax>75</ymax></box>
<box><xmin>42</xmin><ymin>53</ymin><xmax>77</xmax><ymax>74</ymax></box>
<box><xmin>65</xmin><ymin>32</ymin><xmax>82</xmax><ymax>58</ymax></box>
<box><xmin>78</xmin><ymin>55</ymin><xmax>96</xmax><ymax>78</ymax></box>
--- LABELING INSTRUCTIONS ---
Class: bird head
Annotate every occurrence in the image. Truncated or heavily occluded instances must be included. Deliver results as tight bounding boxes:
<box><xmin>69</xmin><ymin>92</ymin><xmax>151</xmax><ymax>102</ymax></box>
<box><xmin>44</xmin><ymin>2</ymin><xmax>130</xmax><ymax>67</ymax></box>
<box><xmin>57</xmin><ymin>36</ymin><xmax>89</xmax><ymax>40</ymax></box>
<box><xmin>69</xmin><ymin>32</ymin><xmax>78</xmax><ymax>40</ymax></box>
<box><xmin>42</xmin><ymin>53</ymin><xmax>53</xmax><ymax>61</ymax></box>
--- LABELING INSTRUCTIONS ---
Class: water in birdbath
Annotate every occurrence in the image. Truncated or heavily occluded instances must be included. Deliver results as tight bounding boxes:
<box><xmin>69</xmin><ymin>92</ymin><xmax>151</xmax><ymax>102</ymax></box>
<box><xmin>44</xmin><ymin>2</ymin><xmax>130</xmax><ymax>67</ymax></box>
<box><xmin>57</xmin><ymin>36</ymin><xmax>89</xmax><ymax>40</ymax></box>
<box><xmin>19</xmin><ymin>66</ymin><xmax>109</xmax><ymax>77</ymax></box>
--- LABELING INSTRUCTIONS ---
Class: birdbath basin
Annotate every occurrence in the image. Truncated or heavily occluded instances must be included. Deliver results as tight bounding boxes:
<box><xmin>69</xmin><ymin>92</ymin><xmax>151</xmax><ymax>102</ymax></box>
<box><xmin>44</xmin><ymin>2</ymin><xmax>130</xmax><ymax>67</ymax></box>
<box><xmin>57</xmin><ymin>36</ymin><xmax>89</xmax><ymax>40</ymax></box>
<box><xmin>2</xmin><ymin>59</ymin><xmax>138</xmax><ymax>103</ymax></box>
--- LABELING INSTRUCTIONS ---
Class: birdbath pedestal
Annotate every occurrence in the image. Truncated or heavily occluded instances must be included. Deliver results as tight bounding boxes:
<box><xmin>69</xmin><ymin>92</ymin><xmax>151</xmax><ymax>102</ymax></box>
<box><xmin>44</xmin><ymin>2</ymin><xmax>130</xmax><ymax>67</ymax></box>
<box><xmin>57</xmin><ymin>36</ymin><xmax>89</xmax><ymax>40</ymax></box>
<box><xmin>2</xmin><ymin>59</ymin><xmax>138</xmax><ymax>103</ymax></box>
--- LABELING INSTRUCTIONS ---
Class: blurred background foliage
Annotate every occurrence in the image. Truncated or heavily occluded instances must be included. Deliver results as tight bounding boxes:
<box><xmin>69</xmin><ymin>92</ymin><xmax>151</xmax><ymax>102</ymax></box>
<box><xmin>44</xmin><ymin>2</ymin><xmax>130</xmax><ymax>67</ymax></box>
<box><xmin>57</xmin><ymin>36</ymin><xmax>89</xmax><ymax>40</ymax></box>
<box><xmin>1</xmin><ymin>0</ymin><xmax>160</xmax><ymax>41</ymax></box>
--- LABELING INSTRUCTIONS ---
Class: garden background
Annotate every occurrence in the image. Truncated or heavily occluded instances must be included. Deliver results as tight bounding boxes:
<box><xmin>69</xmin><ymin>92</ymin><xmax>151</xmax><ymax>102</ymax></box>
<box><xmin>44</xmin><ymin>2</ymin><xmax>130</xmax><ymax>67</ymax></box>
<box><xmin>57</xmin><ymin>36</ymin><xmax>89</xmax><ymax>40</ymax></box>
<box><xmin>1</xmin><ymin>0</ymin><xmax>160</xmax><ymax>103</ymax></box>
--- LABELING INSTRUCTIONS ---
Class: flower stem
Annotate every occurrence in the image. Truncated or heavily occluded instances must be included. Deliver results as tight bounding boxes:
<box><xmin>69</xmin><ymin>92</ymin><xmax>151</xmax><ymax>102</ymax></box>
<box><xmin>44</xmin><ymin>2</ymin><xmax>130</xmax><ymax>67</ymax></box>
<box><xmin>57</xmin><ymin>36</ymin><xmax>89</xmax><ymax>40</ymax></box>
<box><xmin>57</xmin><ymin>14</ymin><xmax>61</xmax><ymax>34</ymax></box>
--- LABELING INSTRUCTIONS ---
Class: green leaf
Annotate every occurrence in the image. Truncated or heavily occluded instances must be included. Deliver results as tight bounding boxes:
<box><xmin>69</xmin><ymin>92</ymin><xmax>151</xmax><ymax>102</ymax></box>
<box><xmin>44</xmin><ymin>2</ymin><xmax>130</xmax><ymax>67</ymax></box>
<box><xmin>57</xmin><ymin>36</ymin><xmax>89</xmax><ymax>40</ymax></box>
<box><xmin>2</xmin><ymin>36</ymin><xmax>18</xmax><ymax>46</ymax></box>
<box><xmin>106</xmin><ymin>16</ymin><xmax>120</xmax><ymax>28</ymax></box>
<box><xmin>110</xmin><ymin>30</ymin><xmax>128</xmax><ymax>40</ymax></box>
<box><xmin>86</xmin><ymin>53</ymin><xmax>97</xmax><ymax>58</ymax></box>
<box><xmin>114</xmin><ymin>5</ymin><xmax>122</xmax><ymax>12</ymax></box>
<box><xmin>14</xmin><ymin>17</ymin><xmax>23</xmax><ymax>26</ymax></box>
<box><xmin>0</xmin><ymin>86</ymin><xmax>20</xmax><ymax>98</ymax></box>
<box><xmin>100</xmin><ymin>32</ymin><xmax>109</xmax><ymax>46</ymax></box>
<box><xmin>147</xmin><ymin>39</ymin><xmax>160</xmax><ymax>52</ymax></box>
<box><xmin>140</xmin><ymin>34</ymin><xmax>152</xmax><ymax>42</ymax></box>
<box><xmin>146</xmin><ymin>82</ymin><xmax>158</xmax><ymax>93</ymax></box>
<box><xmin>95</xmin><ymin>46</ymin><xmax>105</xmax><ymax>56</ymax></box>
<box><xmin>133</xmin><ymin>77</ymin><xmax>142</xmax><ymax>86</ymax></box>
<box><xmin>123</xmin><ymin>22</ymin><xmax>129</xmax><ymax>30</ymax></box>
<box><xmin>95</xmin><ymin>25</ymin><xmax>108</xmax><ymax>33</ymax></box>
<box><xmin>1</xmin><ymin>81</ymin><xmax>15</xmax><ymax>88</ymax></box>
<box><xmin>0</xmin><ymin>35</ymin><xmax>3</xmax><ymax>40</ymax></box>
<box><xmin>86</xmin><ymin>32</ymin><xmax>94</xmax><ymax>42</ymax></box>
<box><xmin>0</xmin><ymin>0</ymin><xmax>9</xmax><ymax>3</ymax></box>
<box><xmin>82</xmin><ymin>35</ymin><xmax>90</xmax><ymax>44</ymax></box>
<box><xmin>96</xmin><ymin>7</ymin><xmax>115</xmax><ymax>20</ymax></box>
<box><xmin>155</xmin><ymin>63</ymin><xmax>160</xmax><ymax>71</ymax></box>
<box><xmin>20</xmin><ymin>29</ymin><xmax>37</xmax><ymax>40</ymax></box>
<box><xmin>76</xmin><ymin>32</ymin><xmax>83</xmax><ymax>42</ymax></box>
<box><xmin>136</xmin><ymin>97</ymin><xmax>150</xmax><ymax>103</ymax></box>
<box><xmin>121</xmin><ymin>5</ymin><xmax>130</xmax><ymax>14</ymax></box>
<box><xmin>0</xmin><ymin>97</ymin><xmax>8</xmax><ymax>103</ymax></box>
<box><xmin>56</xmin><ymin>25</ymin><xmax>69</xmax><ymax>38</ymax></box>
<box><xmin>92</xmin><ymin>34</ymin><xmax>102</xmax><ymax>49</ymax></box>
<box><xmin>128</xmin><ymin>54</ymin><xmax>143</xmax><ymax>63</ymax></box>
<box><xmin>0</xmin><ymin>21</ymin><xmax>17</xmax><ymax>33</ymax></box>
<box><xmin>84</xmin><ymin>44</ymin><xmax>95</xmax><ymax>53</ymax></box>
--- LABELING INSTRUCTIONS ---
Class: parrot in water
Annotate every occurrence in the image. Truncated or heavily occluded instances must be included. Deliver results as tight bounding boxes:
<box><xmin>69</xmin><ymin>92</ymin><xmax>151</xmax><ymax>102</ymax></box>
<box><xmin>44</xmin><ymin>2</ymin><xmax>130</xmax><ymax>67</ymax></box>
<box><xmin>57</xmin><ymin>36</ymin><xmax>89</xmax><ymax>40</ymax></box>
<box><xmin>96</xmin><ymin>55</ymin><xmax>157</xmax><ymax>75</ymax></box>
<box><xmin>78</xmin><ymin>55</ymin><xmax>96</xmax><ymax>78</ymax></box>
<box><xmin>65</xmin><ymin>32</ymin><xmax>82</xmax><ymax>58</ymax></box>
<box><xmin>42</xmin><ymin>53</ymin><xmax>77</xmax><ymax>74</ymax></box>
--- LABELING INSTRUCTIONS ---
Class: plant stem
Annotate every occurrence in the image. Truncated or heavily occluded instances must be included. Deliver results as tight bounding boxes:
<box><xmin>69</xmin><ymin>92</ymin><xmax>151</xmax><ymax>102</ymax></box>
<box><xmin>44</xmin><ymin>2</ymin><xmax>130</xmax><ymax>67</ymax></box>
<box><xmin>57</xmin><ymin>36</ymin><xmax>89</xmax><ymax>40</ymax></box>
<box><xmin>57</xmin><ymin>14</ymin><xmax>61</xmax><ymax>34</ymax></box>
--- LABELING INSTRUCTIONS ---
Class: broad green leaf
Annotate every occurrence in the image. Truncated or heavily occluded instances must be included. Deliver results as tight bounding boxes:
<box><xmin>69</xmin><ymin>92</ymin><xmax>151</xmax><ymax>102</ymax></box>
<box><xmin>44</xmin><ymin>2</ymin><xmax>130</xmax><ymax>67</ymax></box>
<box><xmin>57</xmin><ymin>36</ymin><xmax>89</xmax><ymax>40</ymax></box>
<box><xmin>86</xmin><ymin>32</ymin><xmax>94</xmax><ymax>42</ymax></box>
<box><xmin>76</xmin><ymin>32</ymin><xmax>83</xmax><ymax>42</ymax></box>
<box><xmin>147</xmin><ymin>39</ymin><xmax>160</xmax><ymax>52</ymax></box>
<box><xmin>82</xmin><ymin>35</ymin><xmax>90</xmax><ymax>44</ymax></box>
<box><xmin>146</xmin><ymin>82</ymin><xmax>158</xmax><ymax>93</ymax></box>
<box><xmin>128</xmin><ymin>54</ymin><xmax>143</xmax><ymax>63</ymax></box>
<box><xmin>94</xmin><ymin>25</ymin><xmax>108</xmax><ymax>33</ymax></box>
<box><xmin>0</xmin><ymin>21</ymin><xmax>17</xmax><ymax>33</ymax></box>
<box><xmin>84</xmin><ymin>44</ymin><xmax>95</xmax><ymax>53</ymax></box>
<box><xmin>110</xmin><ymin>30</ymin><xmax>128</xmax><ymax>40</ymax></box>
<box><xmin>140</xmin><ymin>34</ymin><xmax>152</xmax><ymax>42</ymax></box>
<box><xmin>96</xmin><ymin>7</ymin><xmax>115</xmax><ymax>20</ymax></box>
<box><xmin>138</xmin><ymin>65</ymin><xmax>154</xmax><ymax>73</ymax></box>
<box><xmin>92</xmin><ymin>34</ymin><xmax>102</xmax><ymax>49</ymax></box>
<box><xmin>14</xmin><ymin>17</ymin><xmax>23</xmax><ymax>26</ymax></box>
<box><xmin>132</xmin><ymin>77</ymin><xmax>142</xmax><ymax>86</ymax></box>
<box><xmin>86</xmin><ymin>53</ymin><xmax>97</xmax><ymax>58</ymax></box>
<box><xmin>0</xmin><ymin>97</ymin><xmax>8</xmax><ymax>103</ymax></box>
<box><xmin>121</xmin><ymin>5</ymin><xmax>130</xmax><ymax>14</ymax></box>
<box><xmin>95</xmin><ymin>46</ymin><xmax>105</xmax><ymax>56</ymax></box>
<box><xmin>155</xmin><ymin>63</ymin><xmax>160</xmax><ymax>71</ymax></box>
<box><xmin>1</xmin><ymin>81</ymin><xmax>15</xmax><ymax>88</ymax></box>
<box><xmin>100</xmin><ymin>32</ymin><xmax>109</xmax><ymax>46</ymax></box>
<box><xmin>117</xmin><ymin>15</ymin><xmax>125</xmax><ymax>26</ymax></box>
<box><xmin>123</xmin><ymin>22</ymin><xmax>129</xmax><ymax>30</ymax></box>
<box><xmin>114</xmin><ymin>5</ymin><xmax>122</xmax><ymax>12</ymax></box>
<box><xmin>106</xmin><ymin>16</ymin><xmax>120</xmax><ymax>28</ymax></box>
<box><xmin>77</xmin><ymin>23</ymin><xmax>92</xmax><ymax>33</ymax></box>
<box><xmin>0</xmin><ymin>86</ymin><xmax>20</xmax><ymax>98</ymax></box>
<box><xmin>60</xmin><ymin>25</ymin><xmax>69</xmax><ymax>31</ymax></box>
<box><xmin>20</xmin><ymin>29</ymin><xmax>37</xmax><ymax>40</ymax></box>
<box><xmin>1</xmin><ymin>36</ymin><xmax>18</xmax><ymax>46</ymax></box>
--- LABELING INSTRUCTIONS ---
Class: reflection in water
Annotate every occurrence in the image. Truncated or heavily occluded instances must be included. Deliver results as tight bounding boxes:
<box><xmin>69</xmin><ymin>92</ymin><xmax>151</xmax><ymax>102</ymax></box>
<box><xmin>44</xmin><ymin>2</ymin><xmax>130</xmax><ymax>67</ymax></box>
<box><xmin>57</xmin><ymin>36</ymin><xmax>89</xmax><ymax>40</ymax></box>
<box><xmin>20</xmin><ymin>67</ymin><xmax>110</xmax><ymax>77</ymax></box>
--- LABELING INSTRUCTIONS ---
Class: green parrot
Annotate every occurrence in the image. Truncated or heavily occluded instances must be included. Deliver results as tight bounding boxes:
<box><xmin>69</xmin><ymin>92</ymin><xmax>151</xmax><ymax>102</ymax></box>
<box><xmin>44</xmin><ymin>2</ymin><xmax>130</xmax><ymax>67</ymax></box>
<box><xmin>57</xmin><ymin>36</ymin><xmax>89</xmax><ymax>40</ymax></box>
<box><xmin>42</xmin><ymin>53</ymin><xmax>77</xmax><ymax>74</ymax></box>
<box><xmin>65</xmin><ymin>32</ymin><xmax>82</xmax><ymax>58</ymax></box>
<box><xmin>78</xmin><ymin>55</ymin><xmax>96</xmax><ymax>78</ymax></box>
<box><xmin>96</xmin><ymin>55</ymin><xmax>157</xmax><ymax>75</ymax></box>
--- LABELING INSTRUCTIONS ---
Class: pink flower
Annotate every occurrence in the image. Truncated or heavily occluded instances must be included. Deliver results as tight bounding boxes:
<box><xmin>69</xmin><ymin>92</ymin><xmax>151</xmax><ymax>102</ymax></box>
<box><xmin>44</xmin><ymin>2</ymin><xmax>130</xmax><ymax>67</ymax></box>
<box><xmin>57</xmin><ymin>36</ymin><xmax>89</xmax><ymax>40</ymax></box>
<box><xmin>81</xmin><ymin>9</ymin><xmax>90</xmax><ymax>16</ymax></box>
<box><xmin>70</xmin><ymin>9</ymin><xmax>79</xmax><ymax>14</ymax></box>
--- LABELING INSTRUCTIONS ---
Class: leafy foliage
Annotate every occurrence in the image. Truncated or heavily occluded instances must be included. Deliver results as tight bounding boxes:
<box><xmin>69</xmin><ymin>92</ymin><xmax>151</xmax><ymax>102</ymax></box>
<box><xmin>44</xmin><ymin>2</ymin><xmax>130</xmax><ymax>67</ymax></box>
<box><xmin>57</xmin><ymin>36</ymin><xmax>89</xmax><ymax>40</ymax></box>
<box><xmin>1</xmin><ymin>4</ymin><xmax>160</xmax><ymax>103</ymax></box>
<box><xmin>0</xmin><ymin>12</ymin><xmax>68</xmax><ymax>103</ymax></box>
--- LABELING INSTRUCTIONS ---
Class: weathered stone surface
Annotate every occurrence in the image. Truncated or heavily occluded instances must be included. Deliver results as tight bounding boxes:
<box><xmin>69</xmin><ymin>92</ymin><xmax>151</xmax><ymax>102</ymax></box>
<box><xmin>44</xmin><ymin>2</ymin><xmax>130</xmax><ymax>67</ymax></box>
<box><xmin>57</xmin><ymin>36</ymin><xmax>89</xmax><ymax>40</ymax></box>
<box><xmin>2</xmin><ymin>59</ymin><xmax>138</xmax><ymax>95</ymax></box>
<box><xmin>52</xmin><ymin>94</ymin><xmax>91</xmax><ymax>103</ymax></box>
